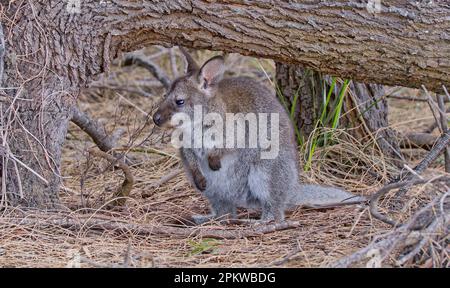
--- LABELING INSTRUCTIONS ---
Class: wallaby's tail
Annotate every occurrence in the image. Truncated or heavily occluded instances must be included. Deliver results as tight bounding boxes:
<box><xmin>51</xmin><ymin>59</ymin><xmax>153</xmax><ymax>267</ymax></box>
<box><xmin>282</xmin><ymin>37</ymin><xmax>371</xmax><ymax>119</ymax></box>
<box><xmin>287</xmin><ymin>184</ymin><xmax>367</xmax><ymax>208</ymax></box>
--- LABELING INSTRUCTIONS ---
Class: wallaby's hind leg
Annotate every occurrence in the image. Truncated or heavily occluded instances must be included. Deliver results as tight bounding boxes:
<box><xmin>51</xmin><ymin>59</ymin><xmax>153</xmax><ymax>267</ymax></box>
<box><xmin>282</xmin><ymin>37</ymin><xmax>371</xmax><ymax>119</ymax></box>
<box><xmin>192</xmin><ymin>198</ymin><xmax>237</xmax><ymax>225</ymax></box>
<box><xmin>248</xmin><ymin>165</ymin><xmax>286</xmax><ymax>222</ymax></box>
<box><xmin>261</xmin><ymin>202</ymin><xmax>285</xmax><ymax>222</ymax></box>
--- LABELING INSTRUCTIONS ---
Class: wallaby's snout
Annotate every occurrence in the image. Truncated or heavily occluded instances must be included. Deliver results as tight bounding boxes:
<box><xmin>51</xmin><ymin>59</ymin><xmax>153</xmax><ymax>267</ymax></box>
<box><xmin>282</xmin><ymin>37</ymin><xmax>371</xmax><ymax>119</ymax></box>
<box><xmin>152</xmin><ymin>111</ymin><xmax>162</xmax><ymax>126</ymax></box>
<box><xmin>152</xmin><ymin>100</ymin><xmax>175</xmax><ymax>128</ymax></box>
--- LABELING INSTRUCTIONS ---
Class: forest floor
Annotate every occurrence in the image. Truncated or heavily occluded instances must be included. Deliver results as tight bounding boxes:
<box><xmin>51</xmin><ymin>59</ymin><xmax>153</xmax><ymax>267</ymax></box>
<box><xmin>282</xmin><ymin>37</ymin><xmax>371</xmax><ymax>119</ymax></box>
<box><xmin>0</xmin><ymin>48</ymin><xmax>447</xmax><ymax>267</ymax></box>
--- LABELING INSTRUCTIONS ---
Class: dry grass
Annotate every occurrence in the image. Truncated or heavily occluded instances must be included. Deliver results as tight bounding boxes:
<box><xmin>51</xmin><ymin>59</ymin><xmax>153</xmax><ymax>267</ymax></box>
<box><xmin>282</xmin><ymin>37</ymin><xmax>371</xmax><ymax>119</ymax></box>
<box><xmin>0</xmin><ymin>47</ymin><xmax>448</xmax><ymax>268</ymax></box>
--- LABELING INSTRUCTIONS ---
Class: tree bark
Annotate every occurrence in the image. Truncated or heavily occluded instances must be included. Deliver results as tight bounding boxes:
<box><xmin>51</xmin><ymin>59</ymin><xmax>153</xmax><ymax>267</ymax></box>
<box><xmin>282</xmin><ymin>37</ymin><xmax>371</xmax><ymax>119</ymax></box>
<box><xmin>0</xmin><ymin>2</ymin><xmax>110</xmax><ymax>208</ymax></box>
<box><xmin>275</xmin><ymin>64</ymin><xmax>322</xmax><ymax>140</ymax></box>
<box><xmin>93</xmin><ymin>0</ymin><xmax>449</xmax><ymax>90</ymax></box>
<box><xmin>0</xmin><ymin>0</ymin><xmax>448</xmax><ymax>208</ymax></box>
<box><xmin>344</xmin><ymin>81</ymin><xmax>402</xmax><ymax>162</ymax></box>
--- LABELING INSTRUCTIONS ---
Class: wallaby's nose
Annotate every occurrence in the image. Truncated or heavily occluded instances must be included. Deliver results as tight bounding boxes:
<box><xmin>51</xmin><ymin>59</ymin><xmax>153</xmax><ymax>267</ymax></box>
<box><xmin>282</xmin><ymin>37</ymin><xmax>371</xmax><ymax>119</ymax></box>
<box><xmin>153</xmin><ymin>112</ymin><xmax>162</xmax><ymax>126</ymax></box>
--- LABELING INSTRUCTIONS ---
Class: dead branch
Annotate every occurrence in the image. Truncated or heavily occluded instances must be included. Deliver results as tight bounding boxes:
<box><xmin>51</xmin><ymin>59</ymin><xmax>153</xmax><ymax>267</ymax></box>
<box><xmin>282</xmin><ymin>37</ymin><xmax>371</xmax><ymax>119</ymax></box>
<box><xmin>3</xmin><ymin>213</ymin><xmax>301</xmax><ymax>240</ymax></box>
<box><xmin>387</xmin><ymin>94</ymin><xmax>450</xmax><ymax>103</ymax></box>
<box><xmin>141</xmin><ymin>168</ymin><xmax>183</xmax><ymax>198</ymax></box>
<box><xmin>71</xmin><ymin>107</ymin><xmax>123</xmax><ymax>153</ymax></box>
<box><xmin>168</xmin><ymin>47</ymin><xmax>179</xmax><ymax>78</ymax></box>
<box><xmin>369</xmin><ymin>176</ymin><xmax>450</xmax><ymax>226</ymax></box>
<box><xmin>0</xmin><ymin>22</ymin><xmax>4</xmax><ymax>85</ymax></box>
<box><xmin>122</xmin><ymin>50</ymin><xmax>171</xmax><ymax>89</ymax></box>
<box><xmin>423</xmin><ymin>86</ymin><xmax>443</xmax><ymax>134</ymax></box>
<box><xmin>392</xmin><ymin>129</ymin><xmax>450</xmax><ymax>204</ymax></box>
<box><xmin>443</xmin><ymin>86</ymin><xmax>450</xmax><ymax>103</ymax></box>
<box><xmin>399</xmin><ymin>132</ymin><xmax>437</xmax><ymax>150</ymax></box>
<box><xmin>411</xmin><ymin>131</ymin><xmax>450</xmax><ymax>176</ymax></box>
<box><xmin>436</xmin><ymin>94</ymin><xmax>450</xmax><ymax>172</ymax></box>
<box><xmin>88</xmin><ymin>148</ymin><xmax>134</xmax><ymax>206</ymax></box>
<box><xmin>332</xmin><ymin>191</ymin><xmax>449</xmax><ymax>267</ymax></box>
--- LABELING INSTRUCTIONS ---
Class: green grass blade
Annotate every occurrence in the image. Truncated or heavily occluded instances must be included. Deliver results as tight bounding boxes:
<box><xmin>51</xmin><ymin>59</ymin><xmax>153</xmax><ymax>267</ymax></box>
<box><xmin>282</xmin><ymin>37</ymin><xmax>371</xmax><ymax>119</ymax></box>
<box><xmin>331</xmin><ymin>79</ymin><xmax>350</xmax><ymax>129</ymax></box>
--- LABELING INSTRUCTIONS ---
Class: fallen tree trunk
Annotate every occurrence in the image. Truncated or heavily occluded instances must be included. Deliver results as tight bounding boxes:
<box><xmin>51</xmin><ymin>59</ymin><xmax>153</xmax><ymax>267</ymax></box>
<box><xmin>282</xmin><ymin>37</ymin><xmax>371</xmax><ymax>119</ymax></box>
<box><xmin>105</xmin><ymin>0</ymin><xmax>449</xmax><ymax>91</ymax></box>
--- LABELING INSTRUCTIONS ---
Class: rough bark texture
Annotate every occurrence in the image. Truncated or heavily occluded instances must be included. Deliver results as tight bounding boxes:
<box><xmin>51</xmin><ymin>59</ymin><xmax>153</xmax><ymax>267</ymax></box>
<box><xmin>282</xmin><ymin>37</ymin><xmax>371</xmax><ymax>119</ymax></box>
<box><xmin>275</xmin><ymin>64</ymin><xmax>322</xmax><ymax>139</ymax></box>
<box><xmin>101</xmin><ymin>0</ymin><xmax>449</xmax><ymax>90</ymax></box>
<box><xmin>1</xmin><ymin>1</ymin><xmax>108</xmax><ymax>207</ymax></box>
<box><xmin>0</xmin><ymin>0</ymin><xmax>448</xmax><ymax>208</ymax></box>
<box><xmin>344</xmin><ymin>81</ymin><xmax>402</xmax><ymax>162</ymax></box>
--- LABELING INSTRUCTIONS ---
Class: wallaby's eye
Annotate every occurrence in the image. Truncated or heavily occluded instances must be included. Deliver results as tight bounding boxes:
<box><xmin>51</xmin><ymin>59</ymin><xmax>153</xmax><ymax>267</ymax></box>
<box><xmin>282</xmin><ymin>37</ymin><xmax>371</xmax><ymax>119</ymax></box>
<box><xmin>175</xmin><ymin>99</ymin><xmax>185</xmax><ymax>106</ymax></box>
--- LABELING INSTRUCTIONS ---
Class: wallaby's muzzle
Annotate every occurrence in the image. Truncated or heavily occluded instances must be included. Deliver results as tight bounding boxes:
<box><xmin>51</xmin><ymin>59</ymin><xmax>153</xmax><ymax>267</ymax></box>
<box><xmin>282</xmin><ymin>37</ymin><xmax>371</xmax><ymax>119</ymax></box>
<box><xmin>152</xmin><ymin>111</ymin><xmax>162</xmax><ymax>126</ymax></box>
<box><xmin>152</xmin><ymin>102</ymin><xmax>175</xmax><ymax>128</ymax></box>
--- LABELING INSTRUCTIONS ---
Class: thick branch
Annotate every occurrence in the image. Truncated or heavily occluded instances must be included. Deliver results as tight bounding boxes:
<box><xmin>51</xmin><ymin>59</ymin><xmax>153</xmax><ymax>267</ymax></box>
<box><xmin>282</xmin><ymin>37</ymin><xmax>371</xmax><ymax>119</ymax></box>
<box><xmin>399</xmin><ymin>132</ymin><xmax>437</xmax><ymax>151</ymax></box>
<box><xmin>436</xmin><ymin>95</ymin><xmax>450</xmax><ymax>172</ymax></box>
<box><xmin>122</xmin><ymin>50</ymin><xmax>171</xmax><ymax>89</ymax></box>
<box><xmin>0</xmin><ymin>22</ymin><xmax>4</xmax><ymax>85</ymax></box>
<box><xmin>71</xmin><ymin>107</ymin><xmax>118</xmax><ymax>153</ymax></box>
<box><xmin>99</xmin><ymin>0</ymin><xmax>450</xmax><ymax>91</ymax></box>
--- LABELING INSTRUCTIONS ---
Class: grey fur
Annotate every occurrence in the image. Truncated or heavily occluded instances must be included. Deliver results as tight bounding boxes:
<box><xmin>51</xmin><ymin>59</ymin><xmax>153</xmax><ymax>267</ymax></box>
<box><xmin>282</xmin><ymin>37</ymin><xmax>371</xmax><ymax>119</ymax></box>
<box><xmin>153</xmin><ymin>49</ymin><xmax>365</xmax><ymax>224</ymax></box>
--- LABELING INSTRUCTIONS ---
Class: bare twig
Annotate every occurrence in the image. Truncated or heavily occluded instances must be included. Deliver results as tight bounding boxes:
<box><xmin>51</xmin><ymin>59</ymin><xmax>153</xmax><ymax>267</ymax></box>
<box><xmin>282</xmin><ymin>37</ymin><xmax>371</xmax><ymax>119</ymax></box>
<box><xmin>142</xmin><ymin>168</ymin><xmax>183</xmax><ymax>198</ymax></box>
<box><xmin>392</xmin><ymin>130</ymin><xmax>450</xmax><ymax>204</ymax></box>
<box><xmin>88</xmin><ymin>148</ymin><xmax>134</xmax><ymax>206</ymax></box>
<box><xmin>71</xmin><ymin>107</ymin><xmax>122</xmax><ymax>153</ymax></box>
<box><xmin>370</xmin><ymin>176</ymin><xmax>449</xmax><ymax>226</ymax></box>
<box><xmin>387</xmin><ymin>94</ymin><xmax>450</xmax><ymax>103</ymax></box>
<box><xmin>399</xmin><ymin>132</ymin><xmax>437</xmax><ymax>151</ymax></box>
<box><xmin>0</xmin><ymin>22</ymin><xmax>4</xmax><ymax>85</ymax></box>
<box><xmin>443</xmin><ymin>86</ymin><xmax>450</xmax><ymax>103</ymax></box>
<box><xmin>122</xmin><ymin>51</ymin><xmax>171</xmax><ymax>89</ymax></box>
<box><xmin>411</xmin><ymin>130</ymin><xmax>450</xmax><ymax>176</ymax></box>
<box><xmin>332</xmin><ymin>191</ymin><xmax>449</xmax><ymax>267</ymax></box>
<box><xmin>123</xmin><ymin>239</ymin><xmax>132</xmax><ymax>268</ymax></box>
<box><xmin>422</xmin><ymin>85</ymin><xmax>443</xmax><ymax>134</ymax></box>
<box><xmin>168</xmin><ymin>47</ymin><xmax>179</xmax><ymax>78</ymax></box>
<box><xmin>436</xmin><ymin>94</ymin><xmax>450</xmax><ymax>172</ymax></box>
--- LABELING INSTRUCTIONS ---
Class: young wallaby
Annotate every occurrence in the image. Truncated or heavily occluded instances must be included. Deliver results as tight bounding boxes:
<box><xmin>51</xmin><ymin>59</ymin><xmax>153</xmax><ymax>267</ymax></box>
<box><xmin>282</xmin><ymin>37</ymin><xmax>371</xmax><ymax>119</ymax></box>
<box><xmin>152</xmin><ymin>47</ymin><xmax>365</xmax><ymax>224</ymax></box>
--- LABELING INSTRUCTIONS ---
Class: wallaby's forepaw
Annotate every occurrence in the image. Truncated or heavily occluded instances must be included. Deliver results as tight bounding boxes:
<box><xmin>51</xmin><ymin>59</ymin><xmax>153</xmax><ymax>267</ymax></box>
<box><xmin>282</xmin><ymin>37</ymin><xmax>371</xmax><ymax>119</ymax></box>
<box><xmin>208</xmin><ymin>154</ymin><xmax>221</xmax><ymax>171</ymax></box>
<box><xmin>191</xmin><ymin>214</ymin><xmax>215</xmax><ymax>225</ymax></box>
<box><xmin>192</xmin><ymin>171</ymin><xmax>207</xmax><ymax>191</ymax></box>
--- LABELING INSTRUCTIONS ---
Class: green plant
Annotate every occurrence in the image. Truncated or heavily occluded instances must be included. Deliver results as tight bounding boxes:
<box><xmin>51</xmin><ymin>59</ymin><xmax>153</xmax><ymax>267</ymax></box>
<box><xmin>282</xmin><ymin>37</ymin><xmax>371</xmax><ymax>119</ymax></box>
<box><xmin>304</xmin><ymin>78</ymin><xmax>351</xmax><ymax>171</ymax></box>
<box><xmin>186</xmin><ymin>238</ymin><xmax>220</xmax><ymax>256</ymax></box>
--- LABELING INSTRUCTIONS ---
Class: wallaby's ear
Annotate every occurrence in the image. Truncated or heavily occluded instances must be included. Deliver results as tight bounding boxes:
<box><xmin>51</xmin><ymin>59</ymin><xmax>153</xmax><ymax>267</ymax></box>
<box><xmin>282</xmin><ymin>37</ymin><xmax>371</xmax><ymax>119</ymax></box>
<box><xmin>198</xmin><ymin>56</ymin><xmax>225</xmax><ymax>90</ymax></box>
<box><xmin>179</xmin><ymin>46</ymin><xmax>199</xmax><ymax>74</ymax></box>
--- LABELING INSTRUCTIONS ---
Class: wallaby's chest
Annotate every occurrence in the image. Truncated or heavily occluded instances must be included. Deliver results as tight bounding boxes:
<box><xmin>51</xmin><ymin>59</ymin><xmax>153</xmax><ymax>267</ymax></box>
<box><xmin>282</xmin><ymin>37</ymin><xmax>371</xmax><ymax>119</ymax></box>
<box><xmin>189</xmin><ymin>148</ymin><xmax>253</xmax><ymax>207</ymax></box>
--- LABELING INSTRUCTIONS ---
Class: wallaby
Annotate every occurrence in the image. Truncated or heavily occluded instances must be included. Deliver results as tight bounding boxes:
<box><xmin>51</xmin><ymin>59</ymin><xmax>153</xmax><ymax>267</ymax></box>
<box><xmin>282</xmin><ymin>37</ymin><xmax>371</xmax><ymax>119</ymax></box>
<box><xmin>153</xmin><ymin>47</ymin><xmax>365</xmax><ymax>224</ymax></box>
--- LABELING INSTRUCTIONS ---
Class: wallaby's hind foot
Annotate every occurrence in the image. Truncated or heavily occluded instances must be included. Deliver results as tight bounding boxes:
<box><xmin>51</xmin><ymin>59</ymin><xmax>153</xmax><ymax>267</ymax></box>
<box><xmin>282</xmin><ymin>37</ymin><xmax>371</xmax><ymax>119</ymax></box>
<box><xmin>191</xmin><ymin>213</ymin><xmax>216</xmax><ymax>225</ymax></box>
<box><xmin>261</xmin><ymin>203</ymin><xmax>285</xmax><ymax>222</ymax></box>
